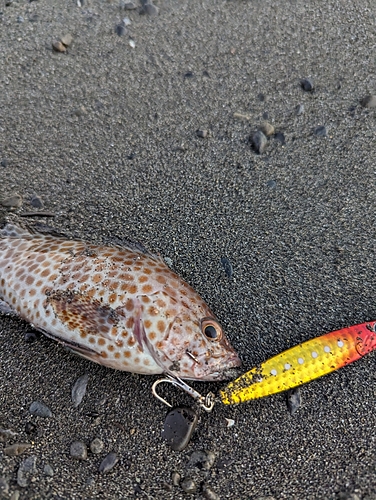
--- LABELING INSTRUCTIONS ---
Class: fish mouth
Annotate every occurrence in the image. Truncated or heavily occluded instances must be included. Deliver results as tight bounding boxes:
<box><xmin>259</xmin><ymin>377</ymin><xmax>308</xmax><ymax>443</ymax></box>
<box><xmin>197</xmin><ymin>355</ymin><xmax>243</xmax><ymax>381</ymax></box>
<box><xmin>202</xmin><ymin>365</ymin><xmax>243</xmax><ymax>382</ymax></box>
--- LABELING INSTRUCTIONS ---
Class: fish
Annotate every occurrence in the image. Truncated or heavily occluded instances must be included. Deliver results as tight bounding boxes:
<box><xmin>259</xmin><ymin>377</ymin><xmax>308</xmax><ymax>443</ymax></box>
<box><xmin>0</xmin><ymin>223</ymin><xmax>241</xmax><ymax>381</ymax></box>
<box><xmin>220</xmin><ymin>321</ymin><xmax>376</xmax><ymax>404</ymax></box>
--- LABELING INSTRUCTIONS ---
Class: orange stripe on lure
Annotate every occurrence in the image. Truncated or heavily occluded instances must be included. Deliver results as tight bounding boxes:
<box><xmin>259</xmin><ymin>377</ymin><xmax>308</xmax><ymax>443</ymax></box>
<box><xmin>220</xmin><ymin>321</ymin><xmax>376</xmax><ymax>405</ymax></box>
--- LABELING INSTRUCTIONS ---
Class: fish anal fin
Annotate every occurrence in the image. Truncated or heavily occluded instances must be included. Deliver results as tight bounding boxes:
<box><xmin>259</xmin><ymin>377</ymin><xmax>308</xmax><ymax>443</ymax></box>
<box><xmin>0</xmin><ymin>299</ymin><xmax>17</xmax><ymax>316</ymax></box>
<box><xmin>36</xmin><ymin>325</ymin><xmax>105</xmax><ymax>363</ymax></box>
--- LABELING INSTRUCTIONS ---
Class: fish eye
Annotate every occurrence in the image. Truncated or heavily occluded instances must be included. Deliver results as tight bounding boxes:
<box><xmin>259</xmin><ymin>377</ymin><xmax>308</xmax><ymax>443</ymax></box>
<box><xmin>201</xmin><ymin>318</ymin><xmax>223</xmax><ymax>342</ymax></box>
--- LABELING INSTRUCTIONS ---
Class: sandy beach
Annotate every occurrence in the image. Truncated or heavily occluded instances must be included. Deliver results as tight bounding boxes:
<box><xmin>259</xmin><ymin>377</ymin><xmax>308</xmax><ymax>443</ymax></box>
<box><xmin>0</xmin><ymin>0</ymin><xmax>375</xmax><ymax>498</ymax></box>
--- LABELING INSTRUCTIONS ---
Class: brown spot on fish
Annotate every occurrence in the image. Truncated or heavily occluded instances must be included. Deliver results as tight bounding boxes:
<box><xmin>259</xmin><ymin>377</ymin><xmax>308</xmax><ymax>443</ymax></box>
<box><xmin>109</xmin><ymin>293</ymin><xmax>117</xmax><ymax>303</ymax></box>
<box><xmin>114</xmin><ymin>352</ymin><xmax>120</xmax><ymax>358</ymax></box>
<box><xmin>149</xmin><ymin>331</ymin><xmax>156</xmax><ymax>341</ymax></box>
<box><xmin>98</xmin><ymin>338</ymin><xmax>106</xmax><ymax>346</ymax></box>
<box><xmin>139</xmin><ymin>275</ymin><xmax>148</xmax><ymax>283</ymax></box>
<box><xmin>127</xmin><ymin>337</ymin><xmax>136</xmax><ymax>347</ymax></box>
<box><xmin>143</xmin><ymin>267</ymin><xmax>152</xmax><ymax>275</ymax></box>
<box><xmin>156</xmin><ymin>298</ymin><xmax>166</xmax><ymax>309</ymax></box>
<box><xmin>148</xmin><ymin>306</ymin><xmax>159</xmax><ymax>316</ymax></box>
<box><xmin>93</xmin><ymin>274</ymin><xmax>102</xmax><ymax>284</ymax></box>
<box><xmin>124</xmin><ymin>350</ymin><xmax>131</xmax><ymax>358</ymax></box>
<box><xmin>141</xmin><ymin>295</ymin><xmax>150</xmax><ymax>304</ymax></box>
<box><xmin>156</xmin><ymin>275</ymin><xmax>166</xmax><ymax>285</ymax></box>
<box><xmin>157</xmin><ymin>320</ymin><xmax>166</xmax><ymax>334</ymax></box>
<box><xmin>125</xmin><ymin>299</ymin><xmax>134</xmax><ymax>312</ymax></box>
<box><xmin>144</xmin><ymin>319</ymin><xmax>152</xmax><ymax>329</ymax></box>
<box><xmin>126</xmin><ymin>317</ymin><xmax>134</xmax><ymax>329</ymax></box>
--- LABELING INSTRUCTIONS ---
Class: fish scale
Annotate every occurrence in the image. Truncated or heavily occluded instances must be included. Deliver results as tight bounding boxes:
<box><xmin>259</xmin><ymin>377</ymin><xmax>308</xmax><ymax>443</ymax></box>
<box><xmin>0</xmin><ymin>223</ymin><xmax>241</xmax><ymax>381</ymax></box>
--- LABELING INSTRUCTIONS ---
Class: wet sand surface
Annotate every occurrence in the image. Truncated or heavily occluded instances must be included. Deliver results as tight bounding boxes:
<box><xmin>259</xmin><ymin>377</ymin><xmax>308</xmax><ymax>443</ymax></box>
<box><xmin>0</xmin><ymin>0</ymin><xmax>375</xmax><ymax>498</ymax></box>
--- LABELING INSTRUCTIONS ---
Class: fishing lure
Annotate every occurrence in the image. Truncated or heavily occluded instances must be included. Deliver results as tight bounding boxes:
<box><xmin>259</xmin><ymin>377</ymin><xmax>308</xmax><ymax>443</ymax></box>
<box><xmin>220</xmin><ymin>321</ymin><xmax>376</xmax><ymax>405</ymax></box>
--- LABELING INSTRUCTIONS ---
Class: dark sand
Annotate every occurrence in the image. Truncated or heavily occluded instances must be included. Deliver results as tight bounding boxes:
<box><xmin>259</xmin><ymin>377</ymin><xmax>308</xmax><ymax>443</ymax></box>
<box><xmin>0</xmin><ymin>0</ymin><xmax>375</xmax><ymax>498</ymax></box>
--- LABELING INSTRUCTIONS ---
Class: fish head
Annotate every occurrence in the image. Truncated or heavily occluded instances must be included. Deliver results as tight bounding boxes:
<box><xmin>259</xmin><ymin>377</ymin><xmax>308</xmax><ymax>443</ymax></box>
<box><xmin>144</xmin><ymin>296</ymin><xmax>241</xmax><ymax>381</ymax></box>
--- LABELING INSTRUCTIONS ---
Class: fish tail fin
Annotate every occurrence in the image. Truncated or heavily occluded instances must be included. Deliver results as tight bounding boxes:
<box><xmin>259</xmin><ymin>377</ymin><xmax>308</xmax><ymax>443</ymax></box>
<box><xmin>0</xmin><ymin>223</ymin><xmax>33</xmax><ymax>239</ymax></box>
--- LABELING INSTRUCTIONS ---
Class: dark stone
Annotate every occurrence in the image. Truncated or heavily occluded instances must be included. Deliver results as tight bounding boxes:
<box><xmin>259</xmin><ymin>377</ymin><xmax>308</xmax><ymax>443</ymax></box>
<box><xmin>221</xmin><ymin>257</ymin><xmax>233</xmax><ymax>278</ymax></box>
<box><xmin>161</xmin><ymin>407</ymin><xmax>198</xmax><ymax>451</ymax></box>
<box><xmin>274</xmin><ymin>132</ymin><xmax>285</xmax><ymax>144</ymax></box>
<box><xmin>287</xmin><ymin>387</ymin><xmax>301</xmax><ymax>415</ymax></box>
<box><xmin>314</xmin><ymin>125</ymin><xmax>327</xmax><ymax>137</ymax></box>
<box><xmin>250</xmin><ymin>131</ymin><xmax>267</xmax><ymax>154</ymax></box>
<box><xmin>301</xmin><ymin>78</ymin><xmax>314</xmax><ymax>91</ymax></box>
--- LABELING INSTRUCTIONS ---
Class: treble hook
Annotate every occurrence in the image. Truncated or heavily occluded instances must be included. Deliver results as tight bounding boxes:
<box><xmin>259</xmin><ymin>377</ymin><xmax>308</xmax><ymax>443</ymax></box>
<box><xmin>151</xmin><ymin>375</ymin><xmax>215</xmax><ymax>413</ymax></box>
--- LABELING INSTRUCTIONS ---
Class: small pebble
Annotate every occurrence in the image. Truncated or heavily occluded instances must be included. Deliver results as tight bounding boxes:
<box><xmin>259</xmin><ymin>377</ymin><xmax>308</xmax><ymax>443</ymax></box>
<box><xmin>17</xmin><ymin>15</ymin><xmax>24</xmax><ymax>23</ymax></box>
<box><xmin>180</xmin><ymin>477</ymin><xmax>197</xmax><ymax>494</ymax></box>
<box><xmin>260</xmin><ymin>121</ymin><xmax>275</xmax><ymax>137</ymax></box>
<box><xmin>143</xmin><ymin>3</ymin><xmax>159</xmax><ymax>16</ymax></box>
<box><xmin>187</xmin><ymin>450</ymin><xmax>215</xmax><ymax>470</ymax></box>
<box><xmin>70</xmin><ymin>441</ymin><xmax>87</xmax><ymax>460</ymax></box>
<box><xmin>115</xmin><ymin>23</ymin><xmax>127</xmax><ymax>36</ymax></box>
<box><xmin>71</xmin><ymin>373</ymin><xmax>89</xmax><ymax>408</ymax></box>
<box><xmin>274</xmin><ymin>132</ymin><xmax>285</xmax><ymax>145</ymax></box>
<box><xmin>0</xmin><ymin>477</ymin><xmax>9</xmax><ymax>495</ymax></box>
<box><xmin>30</xmin><ymin>194</ymin><xmax>43</xmax><ymax>209</ymax></box>
<box><xmin>202</xmin><ymin>485</ymin><xmax>220</xmax><ymax>500</ymax></box>
<box><xmin>360</xmin><ymin>95</ymin><xmax>376</xmax><ymax>108</ymax></box>
<box><xmin>233</xmin><ymin>112</ymin><xmax>250</xmax><ymax>120</ymax></box>
<box><xmin>86</xmin><ymin>477</ymin><xmax>96</xmax><ymax>489</ymax></box>
<box><xmin>29</xmin><ymin>401</ymin><xmax>52</xmax><ymax>418</ymax></box>
<box><xmin>99</xmin><ymin>452</ymin><xmax>119</xmax><ymax>473</ymax></box>
<box><xmin>10</xmin><ymin>492</ymin><xmax>20</xmax><ymax>500</ymax></box>
<box><xmin>129</xmin><ymin>39</ymin><xmax>136</xmax><ymax>48</ymax></box>
<box><xmin>1</xmin><ymin>158</ymin><xmax>9</xmax><ymax>167</ymax></box>
<box><xmin>301</xmin><ymin>78</ymin><xmax>314</xmax><ymax>91</ymax></box>
<box><xmin>90</xmin><ymin>437</ymin><xmax>104</xmax><ymax>454</ymax></box>
<box><xmin>250</xmin><ymin>131</ymin><xmax>267</xmax><ymax>154</ymax></box>
<box><xmin>17</xmin><ymin>455</ymin><xmax>37</xmax><ymax>488</ymax></box>
<box><xmin>61</xmin><ymin>33</ymin><xmax>73</xmax><ymax>47</ymax></box>
<box><xmin>121</xmin><ymin>1</ymin><xmax>137</xmax><ymax>9</ymax></box>
<box><xmin>43</xmin><ymin>464</ymin><xmax>54</xmax><ymax>477</ymax></box>
<box><xmin>4</xmin><ymin>443</ymin><xmax>31</xmax><ymax>457</ymax></box>
<box><xmin>295</xmin><ymin>104</ymin><xmax>304</xmax><ymax>115</ymax></box>
<box><xmin>267</xmin><ymin>180</ymin><xmax>276</xmax><ymax>189</ymax></box>
<box><xmin>220</xmin><ymin>257</ymin><xmax>233</xmax><ymax>278</ymax></box>
<box><xmin>171</xmin><ymin>471</ymin><xmax>181</xmax><ymax>487</ymax></box>
<box><xmin>257</xmin><ymin>93</ymin><xmax>267</xmax><ymax>102</ymax></box>
<box><xmin>161</xmin><ymin>407</ymin><xmax>198</xmax><ymax>451</ymax></box>
<box><xmin>314</xmin><ymin>125</ymin><xmax>327</xmax><ymax>137</ymax></box>
<box><xmin>25</xmin><ymin>422</ymin><xmax>38</xmax><ymax>435</ymax></box>
<box><xmin>196</xmin><ymin>129</ymin><xmax>209</xmax><ymax>138</ymax></box>
<box><xmin>184</xmin><ymin>71</ymin><xmax>194</xmax><ymax>78</ymax></box>
<box><xmin>24</xmin><ymin>331</ymin><xmax>38</xmax><ymax>342</ymax></box>
<box><xmin>1</xmin><ymin>193</ymin><xmax>22</xmax><ymax>208</ymax></box>
<box><xmin>225</xmin><ymin>418</ymin><xmax>235</xmax><ymax>428</ymax></box>
<box><xmin>0</xmin><ymin>428</ymin><xmax>17</xmax><ymax>440</ymax></box>
<box><xmin>73</xmin><ymin>106</ymin><xmax>87</xmax><ymax>117</ymax></box>
<box><xmin>122</xmin><ymin>17</ymin><xmax>131</xmax><ymax>26</ymax></box>
<box><xmin>287</xmin><ymin>387</ymin><xmax>301</xmax><ymax>415</ymax></box>
<box><xmin>52</xmin><ymin>40</ymin><xmax>66</xmax><ymax>52</ymax></box>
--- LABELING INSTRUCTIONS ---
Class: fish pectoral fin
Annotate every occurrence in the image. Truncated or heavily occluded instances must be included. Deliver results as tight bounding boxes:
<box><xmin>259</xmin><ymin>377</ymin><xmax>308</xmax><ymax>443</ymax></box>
<box><xmin>47</xmin><ymin>290</ymin><xmax>120</xmax><ymax>341</ymax></box>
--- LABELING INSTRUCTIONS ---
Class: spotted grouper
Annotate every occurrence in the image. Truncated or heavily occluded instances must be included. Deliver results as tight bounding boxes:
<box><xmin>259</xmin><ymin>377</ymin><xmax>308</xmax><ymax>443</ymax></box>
<box><xmin>0</xmin><ymin>223</ymin><xmax>241</xmax><ymax>381</ymax></box>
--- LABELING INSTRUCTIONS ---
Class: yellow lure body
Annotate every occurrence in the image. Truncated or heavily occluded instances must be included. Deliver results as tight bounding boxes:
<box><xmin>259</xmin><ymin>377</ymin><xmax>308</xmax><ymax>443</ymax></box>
<box><xmin>220</xmin><ymin>321</ymin><xmax>376</xmax><ymax>405</ymax></box>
